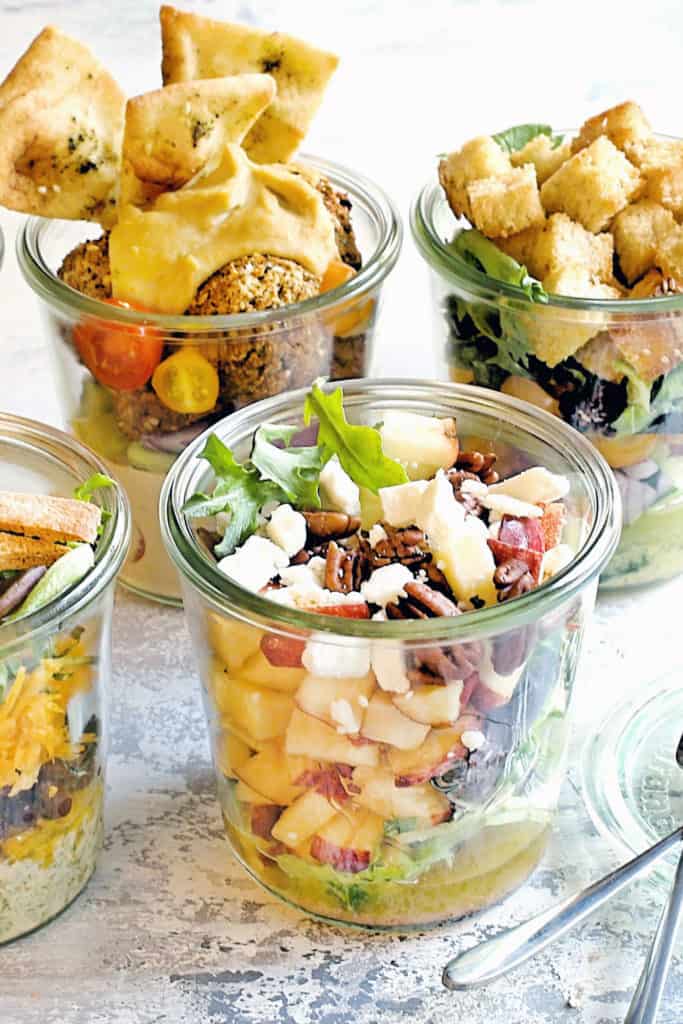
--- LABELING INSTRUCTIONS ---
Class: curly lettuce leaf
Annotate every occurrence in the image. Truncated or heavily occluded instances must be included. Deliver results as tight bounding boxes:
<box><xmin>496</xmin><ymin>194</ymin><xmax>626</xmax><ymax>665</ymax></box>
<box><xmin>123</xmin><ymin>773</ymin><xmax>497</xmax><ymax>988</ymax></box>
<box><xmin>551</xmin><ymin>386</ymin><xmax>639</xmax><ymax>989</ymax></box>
<box><xmin>452</xmin><ymin>229</ymin><xmax>547</xmax><ymax>302</ymax></box>
<box><xmin>275</xmin><ymin>851</ymin><xmax>414</xmax><ymax>914</ymax></box>
<box><xmin>303</xmin><ymin>381</ymin><xmax>408</xmax><ymax>492</ymax></box>
<box><xmin>251</xmin><ymin>424</ymin><xmax>329</xmax><ymax>509</ymax></box>
<box><xmin>493</xmin><ymin>123</ymin><xmax>552</xmax><ymax>153</ymax></box>
<box><xmin>612</xmin><ymin>362</ymin><xmax>683</xmax><ymax>435</ymax></box>
<box><xmin>73</xmin><ymin>473</ymin><xmax>116</xmax><ymax>503</ymax></box>
<box><xmin>183</xmin><ymin>434</ymin><xmax>282</xmax><ymax>555</ymax></box>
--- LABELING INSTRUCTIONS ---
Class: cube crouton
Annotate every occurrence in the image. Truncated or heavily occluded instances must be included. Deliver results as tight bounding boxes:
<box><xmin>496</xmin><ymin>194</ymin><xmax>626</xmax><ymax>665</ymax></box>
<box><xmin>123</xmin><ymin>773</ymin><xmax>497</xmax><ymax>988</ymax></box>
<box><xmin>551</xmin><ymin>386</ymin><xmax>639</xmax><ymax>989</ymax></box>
<box><xmin>494</xmin><ymin>226</ymin><xmax>542</xmax><ymax>269</ymax></box>
<box><xmin>628</xmin><ymin>137</ymin><xmax>683</xmax><ymax>173</ymax></box>
<box><xmin>611</xmin><ymin>200</ymin><xmax>676</xmax><ymax>284</ymax></box>
<box><xmin>524</xmin><ymin>265</ymin><xmax>622</xmax><ymax>366</ymax></box>
<box><xmin>614</xmin><ymin>266</ymin><xmax>683</xmax><ymax>381</ymax></box>
<box><xmin>532</xmin><ymin>213</ymin><xmax>613</xmax><ymax>281</ymax></box>
<box><xmin>511</xmin><ymin>135</ymin><xmax>571</xmax><ymax>184</ymax></box>
<box><xmin>466</xmin><ymin>164</ymin><xmax>545</xmax><ymax>238</ymax></box>
<box><xmin>645</xmin><ymin>164</ymin><xmax>683</xmax><ymax>218</ymax></box>
<box><xmin>540</xmin><ymin>136</ymin><xmax>642</xmax><ymax>232</ymax></box>
<box><xmin>656</xmin><ymin>225</ymin><xmax>683</xmax><ymax>281</ymax></box>
<box><xmin>438</xmin><ymin>136</ymin><xmax>511</xmax><ymax>219</ymax></box>
<box><xmin>571</xmin><ymin>101</ymin><xmax>651</xmax><ymax>159</ymax></box>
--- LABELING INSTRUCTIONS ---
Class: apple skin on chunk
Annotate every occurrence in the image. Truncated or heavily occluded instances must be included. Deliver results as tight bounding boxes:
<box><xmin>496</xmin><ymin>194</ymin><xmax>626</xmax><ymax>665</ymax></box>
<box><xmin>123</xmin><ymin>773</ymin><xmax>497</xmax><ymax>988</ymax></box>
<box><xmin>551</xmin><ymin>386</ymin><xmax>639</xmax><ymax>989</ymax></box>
<box><xmin>295</xmin><ymin>671</ymin><xmax>375</xmax><ymax>732</ymax></box>
<box><xmin>310</xmin><ymin>808</ymin><xmax>384</xmax><ymax>873</ymax></box>
<box><xmin>393</xmin><ymin>681</ymin><xmax>464</xmax><ymax>727</ymax></box>
<box><xmin>271</xmin><ymin>789</ymin><xmax>339</xmax><ymax>848</ymax></box>
<box><xmin>489</xmin><ymin>515</ymin><xmax>545</xmax><ymax>582</ymax></box>
<box><xmin>251</xmin><ymin>804</ymin><xmax>283</xmax><ymax>840</ymax></box>
<box><xmin>260</xmin><ymin>634</ymin><xmax>307</xmax><ymax>670</ymax></box>
<box><xmin>209</xmin><ymin>612</ymin><xmax>262</xmax><ymax>672</ymax></box>
<box><xmin>353</xmin><ymin>765</ymin><xmax>452</xmax><ymax>824</ymax></box>
<box><xmin>286</xmin><ymin>708</ymin><xmax>379</xmax><ymax>767</ymax></box>
<box><xmin>388</xmin><ymin>728</ymin><xmax>467</xmax><ymax>786</ymax></box>
<box><xmin>360</xmin><ymin>690</ymin><xmax>430</xmax><ymax>749</ymax></box>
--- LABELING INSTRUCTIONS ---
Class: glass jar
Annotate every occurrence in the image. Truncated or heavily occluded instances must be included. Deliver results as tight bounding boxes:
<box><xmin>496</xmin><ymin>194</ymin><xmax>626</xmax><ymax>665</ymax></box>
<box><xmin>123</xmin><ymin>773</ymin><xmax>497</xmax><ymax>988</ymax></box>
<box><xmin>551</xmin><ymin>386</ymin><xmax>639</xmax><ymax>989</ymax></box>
<box><xmin>411</xmin><ymin>173</ymin><xmax>683</xmax><ymax>591</ymax></box>
<box><xmin>18</xmin><ymin>156</ymin><xmax>402</xmax><ymax>605</ymax></box>
<box><xmin>0</xmin><ymin>414</ymin><xmax>130</xmax><ymax>943</ymax></box>
<box><xmin>160</xmin><ymin>380</ymin><xmax>619</xmax><ymax>928</ymax></box>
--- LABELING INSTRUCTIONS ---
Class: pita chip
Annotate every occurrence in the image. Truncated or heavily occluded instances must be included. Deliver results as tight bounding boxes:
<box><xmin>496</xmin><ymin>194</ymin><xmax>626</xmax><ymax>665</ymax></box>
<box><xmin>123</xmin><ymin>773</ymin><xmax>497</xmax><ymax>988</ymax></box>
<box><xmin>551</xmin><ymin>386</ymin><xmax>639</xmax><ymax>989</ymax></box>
<box><xmin>120</xmin><ymin>74</ymin><xmax>277</xmax><ymax>206</ymax></box>
<box><xmin>160</xmin><ymin>6</ymin><xmax>338</xmax><ymax>163</ymax></box>
<box><xmin>0</xmin><ymin>27</ymin><xmax>125</xmax><ymax>225</ymax></box>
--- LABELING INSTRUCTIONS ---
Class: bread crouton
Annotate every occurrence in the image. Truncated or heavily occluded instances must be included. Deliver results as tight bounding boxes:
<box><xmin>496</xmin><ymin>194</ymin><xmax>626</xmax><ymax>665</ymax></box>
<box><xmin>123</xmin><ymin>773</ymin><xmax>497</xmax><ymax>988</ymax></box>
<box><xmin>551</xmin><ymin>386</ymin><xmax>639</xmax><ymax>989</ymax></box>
<box><xmin>574</xmin><ymin>332</ymin><xmax>624</xmax><ymax>383</ymax></box>
<box><xmin>494</xmin><ymin>226</ymin><xmax>542</xmax><ymax>269</ymax></box>
<box><xmin>628</xmin><ymin>137</ymin><xmax>683</xmax><ymax>173</ymax></box>
<box><xmin>466</xmin><ymin>164</ymin><xmax>545</xmax><ymax>238</ymax></box>
<box><xmin>497</xmin><ymin>214</ymin><xmax>612</xmax><ymax>282</ymax></box>
<box><xmin>645</xmin><ymin>164</ymin><xmax>683</xmax><ymax>218</ymax></box>
<box><xmin>571</xmin><ymin>101</ymin><xmax>651</xmax><ymax>159</ymax></box>
<box><xmin>656</xmin><ymin>225</ymin><xmax>683</xmax><ymax>281</ymax></box>
<box><xmin>525</xmin><ymin>266</ymin><xmax>622</xmax><ymax>366</ymax></box>
<box><xmin>612</xmin><ymin>200</ymin><xmax>676</xmax><ymax>284</ymax></box>
<box><xmin>438</xmin><ymin>136</ymin><xmax>511</xmax><ymax>219</ymax></box>
<box><xmin>541</xmin><ymin>137</ymin><xmax>642</xmax><ymax>232</ymax></box>
<box><xmin>630</xmin><ymin>268</ymin><xmax>683</xmax><ymax>299</ymax></box>
<box><xmin>613</xmin><ymin>266</ymin><xmax>683</xmax><ymax>381</ymax></box>
<box><xmin>510</xmin><ymin>135</ymin><xmax>571</xmax><ymax>184</ymax></box>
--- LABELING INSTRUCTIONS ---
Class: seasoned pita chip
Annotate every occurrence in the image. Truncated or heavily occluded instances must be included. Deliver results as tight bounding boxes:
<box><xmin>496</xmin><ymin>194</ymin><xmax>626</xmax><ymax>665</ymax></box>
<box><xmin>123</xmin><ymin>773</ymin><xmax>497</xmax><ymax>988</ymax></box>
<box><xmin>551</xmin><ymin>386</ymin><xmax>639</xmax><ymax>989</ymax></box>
<box><xmin>160</xmin><ymin>6</ymin><xmax>338</xmax><ymax>163</ymax></box>
<box><xmin>121</xmin><ymin>75</ymin><xmax>276</xmax><ymax>206</ymax></box>
<box><xmin>0</xmin><ymin>492</ymin><xmax>101</xmax><ymax>545</ymax></box>
<box><xmin>0</xmin><ymin>533</ymin><xmax>68</xmax><ymax>571</ymax></box>
<box><xmin>0</xmin><ymin>27</ymin><xmax>125</xmax><ymax>225</ymax></box>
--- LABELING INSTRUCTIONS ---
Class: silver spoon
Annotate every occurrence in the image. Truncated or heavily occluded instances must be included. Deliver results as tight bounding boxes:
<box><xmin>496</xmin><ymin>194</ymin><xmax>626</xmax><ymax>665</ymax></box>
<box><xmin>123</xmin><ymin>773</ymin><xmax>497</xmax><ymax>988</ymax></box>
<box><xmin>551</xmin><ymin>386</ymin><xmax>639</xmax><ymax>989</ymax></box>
<box><xmin>443</xmin><ymin>825</ymin><xmax>683</xmax><ymax>991</ymax></box>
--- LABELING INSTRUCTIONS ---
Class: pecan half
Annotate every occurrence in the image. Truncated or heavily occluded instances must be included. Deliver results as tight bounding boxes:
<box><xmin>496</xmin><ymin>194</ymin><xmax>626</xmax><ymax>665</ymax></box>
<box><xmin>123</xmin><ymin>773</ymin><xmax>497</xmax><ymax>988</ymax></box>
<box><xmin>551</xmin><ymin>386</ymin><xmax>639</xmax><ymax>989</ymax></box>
<box><xmin>386</xmin><ymin>580</ymin><xmax>460</xmax><ymax>619</ymax></box>
<box><xmin>304</xmin><ymin>511</ymin><xmax>361</xmax><ymax>540</ymax></box>
<box><xmin>370</xmin><ymin>526</ymin><xmax>430</xmax><ymax>568</ymax></box>
<box><xmin>325</xmin><ymin>540</ymin><xmax>367</xmax><ymax>593</ymax></box>
<box><xmin>455</xmin><ymin>450</ymin><xmax>499</xmax><ymax>486</ymax></box>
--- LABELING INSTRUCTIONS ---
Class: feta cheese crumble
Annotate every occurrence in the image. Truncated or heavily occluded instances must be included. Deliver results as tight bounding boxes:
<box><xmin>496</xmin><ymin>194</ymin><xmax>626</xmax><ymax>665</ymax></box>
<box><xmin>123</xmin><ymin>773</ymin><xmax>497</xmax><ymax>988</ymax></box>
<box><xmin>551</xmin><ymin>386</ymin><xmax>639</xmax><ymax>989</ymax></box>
<box><xmin>266</xmin><ymin>504</ymin><xmax>307</xmax><ymax>557</ymax></box>
<box><xmin>361</xmin><ymin>563</ymin><xmax>413</xmax><ymax>607</ymax></box>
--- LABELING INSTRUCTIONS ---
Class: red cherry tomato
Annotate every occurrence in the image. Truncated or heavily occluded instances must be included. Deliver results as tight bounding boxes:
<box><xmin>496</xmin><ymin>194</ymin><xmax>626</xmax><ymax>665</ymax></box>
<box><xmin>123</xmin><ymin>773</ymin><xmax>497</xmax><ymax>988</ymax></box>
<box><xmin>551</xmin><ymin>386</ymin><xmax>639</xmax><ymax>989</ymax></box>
<box><xmin>73</xmin><ymin>299</ymin><xmax>163</xmax><ymax>391</ymax></box>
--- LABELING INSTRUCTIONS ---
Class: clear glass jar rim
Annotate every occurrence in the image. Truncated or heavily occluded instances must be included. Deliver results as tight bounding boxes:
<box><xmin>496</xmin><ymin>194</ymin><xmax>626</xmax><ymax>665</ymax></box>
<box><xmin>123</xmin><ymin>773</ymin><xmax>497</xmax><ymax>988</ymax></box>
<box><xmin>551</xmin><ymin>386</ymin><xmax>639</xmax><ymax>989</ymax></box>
<box><xmin>410</xmin><ymin>132</ymin><xmax>683</xmax><ymax>316</ymax></box>
<box><xmin>0</xmin><ymin>413</ymin><xmax>131</xmax><ymax>650</ymax></box>
<box><xmin>17</xmin><ymin>153</ymin><xmax>402</xmax><ymax>333</ymax></box>
<box><xmin>160</xmin><ymin>379</ymin><xmax>621</xmax><ymax>643</ymax></box>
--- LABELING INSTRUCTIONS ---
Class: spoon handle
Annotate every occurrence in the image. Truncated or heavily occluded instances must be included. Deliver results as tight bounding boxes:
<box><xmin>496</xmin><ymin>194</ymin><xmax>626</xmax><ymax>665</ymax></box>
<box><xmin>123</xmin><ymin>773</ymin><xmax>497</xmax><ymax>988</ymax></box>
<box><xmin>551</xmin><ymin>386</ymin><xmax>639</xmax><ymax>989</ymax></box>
<box><xmin>624</xmin><ymin>846</ymin><xmax>683</xmax><ymax>1024</ymax></box>
<box><xmin>443</xmin><ymin>826</ymin><xmax>683</xmax><ymax>991</ymax></box>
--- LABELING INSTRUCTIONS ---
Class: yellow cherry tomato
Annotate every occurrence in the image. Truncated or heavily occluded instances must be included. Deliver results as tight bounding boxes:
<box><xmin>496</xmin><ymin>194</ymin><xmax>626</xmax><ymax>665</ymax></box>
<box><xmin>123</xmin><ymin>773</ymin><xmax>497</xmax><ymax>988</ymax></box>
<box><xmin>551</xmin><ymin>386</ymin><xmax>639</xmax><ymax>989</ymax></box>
<box><xmin>151</xmin><ymin>348</ymin><xmax>219</xmax><ymax>414</ymax></box>
<box><xmin>449</xmin><ymin>367</ymin><xmax>475</xmax><ymax>384</ymax></box>
<box><xmin>320</xmin><ymin>259</ymin><xmax>374</xmax><ymax>338</ymax></box>
<box><xmin>502</xmin><ymin>375</ymin><xmax>560</xmax><ymax>416</ymax></box>
<box><xmin>592</xmin><ymin>433</ymin><xmax>658</xmax><ymax>469</ymax></box>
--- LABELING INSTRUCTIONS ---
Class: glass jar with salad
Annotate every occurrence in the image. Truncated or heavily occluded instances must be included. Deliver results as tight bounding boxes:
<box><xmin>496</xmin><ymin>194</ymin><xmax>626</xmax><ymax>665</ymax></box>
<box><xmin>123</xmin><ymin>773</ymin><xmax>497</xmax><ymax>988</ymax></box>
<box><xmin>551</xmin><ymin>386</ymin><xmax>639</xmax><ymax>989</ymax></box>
<box><xmin>161</xmin><ymin>379</ymin><xmax>619</xmax><ymax>927</ymax></box>
<box><xmin>0</xmin><ymin>414</ymin><xmax>129</xmax><ymax>943</ymax></box>
<box><xmin>412</xmin><ymin>104</ymin><xmax>683</xmax><ymax>589</ymax></box>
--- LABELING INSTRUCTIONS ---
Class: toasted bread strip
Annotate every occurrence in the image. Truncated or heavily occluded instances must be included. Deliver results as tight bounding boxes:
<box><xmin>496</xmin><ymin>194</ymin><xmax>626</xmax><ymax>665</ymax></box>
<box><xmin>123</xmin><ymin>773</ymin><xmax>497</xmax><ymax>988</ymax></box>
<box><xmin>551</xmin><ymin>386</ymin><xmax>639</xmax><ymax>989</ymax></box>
<box><xmin>0</xmin><ymin>493</ymin><xmax>101</xmax><ymax>545</ymax></box>
<box><xmin>0</xmin><ymin>533</ymin><xmax>68</xmax><ymax>571</ymax></box>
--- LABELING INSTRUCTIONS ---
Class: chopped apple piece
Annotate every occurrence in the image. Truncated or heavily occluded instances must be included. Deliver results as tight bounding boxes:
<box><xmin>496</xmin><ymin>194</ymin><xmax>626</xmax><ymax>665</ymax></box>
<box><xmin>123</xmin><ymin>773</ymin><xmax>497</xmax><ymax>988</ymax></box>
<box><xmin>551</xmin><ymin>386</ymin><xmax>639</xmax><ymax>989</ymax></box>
<box><xmin>310</xmin><ymin>807</ymin><xmax>384</xmax><ymax>873</ymax></box>
<box><xmin>361</xmin><ymin>691</ymin><xmax>430</xmax><ymax>749</ymax></box>
<box><xmin>388</xmin><ymin>728</ymin><xmax>467</xmax><ymax>786</ymax></box>
<box><xmin>251</xmin><ymin>804</ymin><xmax>283</xmax><ymax>839</ymax></box>
<box><xmin>260</xmin><ymin>633</ymin><xmax>307</xmax><ymax>668</ymax></box>
<box><xmin>416</xmin><ymin>472</ymin><xmax>465</xmax><ymax>552</ymax></box>
<box><xmin>217</xmin><ymin>716</ymin><xmax>270</xmax><ymax>753</ymax></box>
<box><xmin>435</xmin><ymin>516</ymin><xmax>498</xmax><ymax>606</ymax></box>
<box><xmin>239</xmin><ymin>649</ymin><xmax>306</xmax><ymax>692</ymax></box>
<box><xmin>208</xmin><ymin>612</ymin><xmax>262</xmax><ymax>672</ymax></box>
<box><xmin>472</xmin><ymin>647</ymin><xmax>525</xmax><ymax>711</ymax></box>
<box><xmin>216</xmin><ymin>730</ymin><xmax>252</xmax><ymax>778</ymax></box>
<box><xmin>219</xmin><ymin>672</ymin><xmax>294</xmax><ymax>741</ymax></box>
<box><xmin>353</xmin><ymin>766</ymin><xmax>452</xmax><ymax>824</ymax></box>
<box><xmin>235</xmin><ymin>780</ymin><xmax>272</xmax><ymax>804</ymax></box>
<box><xmin>393</xmin><ymin>682</ymin><xmax>464</xmax><ymax>726</ymax></box>
<box><xmin>487</xmin><ymin>466</ymin><xmax>569</xmax><ymax>503</ymax></box>
<box><xmin>286</xmin><ymin>708</ymin><xmax>379</xmax><ymax>766</ymax></box>
<box><xmin>371</xmin><ymin>642</ymin><xmax>411</xmax><ymax>694</ymax></box>
<box><xmin>237</xmin><ymin>745</ymin><xmax>314</xmax><ymax>805</ymax></box>
<box><xmin>295</xmin><ymin>671</ymin><xmax>375</xmax><ymax>732</ymax></box>
<box><xmin>271</xmin><ymin>789</ymin><xmax>338</xmax><ymax>848</ymax></box>
<box><xmin>380</xmin><ymin>411</ymin><xmax>459</xmax><ymax>478</ymax></box>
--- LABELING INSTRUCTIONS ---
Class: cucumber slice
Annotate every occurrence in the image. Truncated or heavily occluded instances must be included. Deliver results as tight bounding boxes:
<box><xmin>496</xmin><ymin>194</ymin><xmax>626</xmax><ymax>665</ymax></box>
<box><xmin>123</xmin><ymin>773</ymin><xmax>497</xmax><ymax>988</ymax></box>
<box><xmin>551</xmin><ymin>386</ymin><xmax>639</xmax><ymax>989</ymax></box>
<box><xmin>126</xmin><ymin>442</ymin><xmax>176</xmax><ymax>474</ymax></box>
<box><xmin>7</xmin><ymin>544</ymin><xmax>94</xmax><ymax>621</ymax></box>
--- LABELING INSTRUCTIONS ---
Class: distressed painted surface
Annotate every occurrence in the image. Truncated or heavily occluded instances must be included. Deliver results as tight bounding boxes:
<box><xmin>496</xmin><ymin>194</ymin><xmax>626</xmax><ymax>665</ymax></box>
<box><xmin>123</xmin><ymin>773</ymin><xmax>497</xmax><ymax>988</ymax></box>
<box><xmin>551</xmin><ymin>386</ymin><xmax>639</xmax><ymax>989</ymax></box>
<box><xmin>2</xmin><ymin>1</ymin><xmax>683</xmax><ymax>1020</ymax></box>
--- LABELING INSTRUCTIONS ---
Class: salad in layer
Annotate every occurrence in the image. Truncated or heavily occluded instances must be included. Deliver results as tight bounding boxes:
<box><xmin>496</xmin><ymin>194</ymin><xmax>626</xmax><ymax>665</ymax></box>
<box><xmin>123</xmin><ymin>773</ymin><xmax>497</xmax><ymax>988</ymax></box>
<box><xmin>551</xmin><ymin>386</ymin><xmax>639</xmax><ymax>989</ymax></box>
<box><xmin>436</xmin><ymin>101</ymin><xmax>683</xmax><ymax>587</ymax></box>
<box><xmin>182</xmin><ymin>384</ymin><xmax>578</xmax><ymax>924</ymax></box>
<box><xmin>0</xmin><ymin>477</ymin><xmax>112</xmax><ymax>943</ymax></box>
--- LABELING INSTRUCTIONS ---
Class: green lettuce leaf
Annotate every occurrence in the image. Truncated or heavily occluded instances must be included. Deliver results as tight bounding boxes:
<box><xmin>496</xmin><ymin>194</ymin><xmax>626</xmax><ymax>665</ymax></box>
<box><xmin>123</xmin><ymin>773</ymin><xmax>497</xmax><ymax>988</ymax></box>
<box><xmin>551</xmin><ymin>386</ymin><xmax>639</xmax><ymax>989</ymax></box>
<box><xmin>251</xmin><ymin>424</ymin><xmax>329</xmax><ymax>509</ymax></box>
<box><xmin>303</xmin><ymin>381</ymin><xmax>408</xmax><ymax>492</ymax></box>
<box><xmin>183</xmin><ymin>435</ymin><xmax>282</xmax><ymax>556</ymax></box>
<box><xmin>613</xmin><ymin>363</ymin><xmax>683</xmax><ymax>435</ymax></box>
<box><xmin>275</xmin><ymin>851</ymin><xmax>413</xmax><ymax>914</ymax></box>
<box><xmin>493</xmin><ymin>123</ymin><xmax>552</xmax><ymax>153</ymax></box>
<box><xmin>452</xmin><ymin>229</ymin><xmax>547</xmax><ymax>302</ymax></box>
<box><xmin>73</xmin><ymin>473</ymin><xmax>116</xmax><ymax>503</ymax></box>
